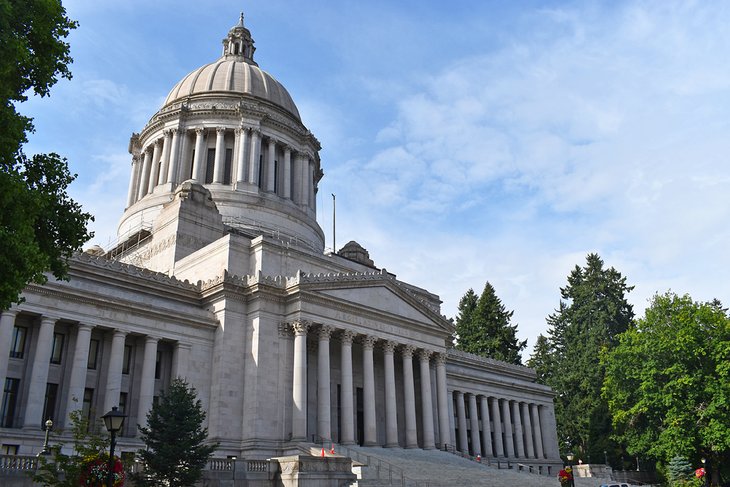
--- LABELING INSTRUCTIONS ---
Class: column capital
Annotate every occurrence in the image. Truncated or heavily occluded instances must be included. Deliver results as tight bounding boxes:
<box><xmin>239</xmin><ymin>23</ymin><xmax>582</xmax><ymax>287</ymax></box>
<box><xmin>144</xmin><ymin>335</ymin><xmax>160</xmax><ymax>344</ymax></box>
<box><xmin>318</xmin><ymin>324</ymin><xmax>334</xmax><ymax>341</ymax></box>
<box><xmin>216</xmin><ymin>126</ymin><xmax>226</xmax><ymax>134</ymax></box>
<box><xmin>194</xmin><ymin>127</ymin><xmax>205</xmax><ymax>135</ymax></box>
<box><xmin>77</xmin><ymin>323</ymin><xmax>94</xmax><ymax>332</ymax></box>
<box><xmin>1</xmin><ymin>309</ymin><xmax>19</xmax><ymax>320</ymax></box>
<box><xmin>234</xmin><ymin>127</ymin><xmax>245</xmax><ymax>135</ymax></box>
<box><xmin>419</xmin><ymin>349</ymin><xmax>433</xmax><ymax>362</ymax></box>
<box><xmin>381</xmin><ymin>340</ymin><xmax>397</xmax><ymax>354</ymax></box>
<box><xmin>401</xmin><ymin>344</ymin><xmax>415</xmax><ymax>358</ymax></box>
<box><xmin>434</xmin><ymin>352</ymin><xmax>447</xmax><ymax>366</ymax></box>
<box><xmin>291</xmin><ymin>320</ymin><xmax>310</xmax><ymax>336</ymax></box>
<box><xmin>170</xmin><ymin>127</ymin><xmax>179</xmax><ymax>135</ymax></box>
<box><xmin>283</xmin><ymin>144</ymin><xmax>292</xmax><ymax>153</ymax></box>
<box><xmin>163</xmin><ymin>129</ymin><xmax>173</xmax><ymax>137</ymax></box>
<box><xmin>40</xmin><ymin>316</ymin><xmax>58</xmax><ymax>326</ymax></box>
<box><xmin>361</xmin><ymin>335</ymin><xmax>378</xmax><ymax>350</ymax></box>
<box><xmin>340</xmin><ymin>329</ymin><xmax>355</xmax><ymax>345</ymax></box>
<box><xmin>112</xmin><ymin>329</ymin><xmax>128</xmax><ymax>339</ymax></box>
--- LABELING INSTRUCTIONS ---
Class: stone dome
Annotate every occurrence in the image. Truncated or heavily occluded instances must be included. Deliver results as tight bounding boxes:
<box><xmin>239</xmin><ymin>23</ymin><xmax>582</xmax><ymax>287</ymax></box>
<box><xmin>163</xmin><ymin>60</ymin><xmax>301</xmax><ymax>121</ymax></box>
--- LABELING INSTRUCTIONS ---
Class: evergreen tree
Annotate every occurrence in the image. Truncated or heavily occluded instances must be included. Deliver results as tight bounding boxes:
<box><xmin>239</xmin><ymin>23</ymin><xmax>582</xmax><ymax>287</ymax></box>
<box><xmin>137</xmin><ymin>378</ymin><xmax>218</xmax><ymax>486</ymax></box>
<box><xmin>526</xmin><ymin>333</ymin><xmax>553</xmax><ymax>383</ymax></box>
<box><xmin>541</xmin><ymin>253</ymin><xmax>634</xmax><ymax>463</ymax></box>
<box><xmin>454</xmin><ymin>282</ymin><xmax>527</xmax><ymax>365</ymax></box>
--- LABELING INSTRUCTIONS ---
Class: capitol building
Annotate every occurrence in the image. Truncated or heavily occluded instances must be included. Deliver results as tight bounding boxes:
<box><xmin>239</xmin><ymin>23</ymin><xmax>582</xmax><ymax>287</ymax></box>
<box><xmin>1</xmin><ymin>14</ymin><xmax>562</xmax><ymax>485</ymax></box>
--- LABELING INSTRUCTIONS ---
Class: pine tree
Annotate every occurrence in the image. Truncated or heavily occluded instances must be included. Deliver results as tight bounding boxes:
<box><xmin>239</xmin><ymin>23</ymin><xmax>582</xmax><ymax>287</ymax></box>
<box><xmin>454</xmin><ymin>282</ymin><xmax>527</xmax><ymax>365</ymax></box>
<box><xmin>136</xmin><ymin>378</ymin><xmax>218</xmax><ymax>486</ymax></box>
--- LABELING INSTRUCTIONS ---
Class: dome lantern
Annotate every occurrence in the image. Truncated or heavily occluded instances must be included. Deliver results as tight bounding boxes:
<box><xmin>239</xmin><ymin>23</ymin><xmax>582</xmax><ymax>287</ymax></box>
<box><xmin>222</xmin><ymin>12</ymin><xmax>257</xmax><ymax>65</ymax></box>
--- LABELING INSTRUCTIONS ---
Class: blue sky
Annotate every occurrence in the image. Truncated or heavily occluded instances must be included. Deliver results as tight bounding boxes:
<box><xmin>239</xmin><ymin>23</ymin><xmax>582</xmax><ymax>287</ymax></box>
<box><xmin>23</xmin><ymin>1</ymin><xmax>730</xmax><ymax>357</ymax></box>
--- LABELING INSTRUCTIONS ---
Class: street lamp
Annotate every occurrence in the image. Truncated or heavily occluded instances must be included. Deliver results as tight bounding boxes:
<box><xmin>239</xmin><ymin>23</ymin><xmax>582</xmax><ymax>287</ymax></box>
<box><xmin>37</xmin><ymin>419</ymin><xmax>53</xmax><ymax>456</ymax></box>
<box><xmin>566</xmin><ymin>452</ymin><xmax>575</xmax><ymax>487</ymax></box>
<box><xmin>102</xmin><ymin>406</ymin><xmax>126</xmax><ymax>487</ymax></box>
<box><xmin>701</xmin><ymin>458</ymin><xmax>708</xmax><ymax>487</ymax></box>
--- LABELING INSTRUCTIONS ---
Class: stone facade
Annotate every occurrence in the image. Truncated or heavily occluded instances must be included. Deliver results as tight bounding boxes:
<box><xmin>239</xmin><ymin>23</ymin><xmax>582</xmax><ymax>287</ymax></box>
<box><xmin>0</xmin><ymin>13</ymin><xmax>562</xmax><ymax>485</ymax></box>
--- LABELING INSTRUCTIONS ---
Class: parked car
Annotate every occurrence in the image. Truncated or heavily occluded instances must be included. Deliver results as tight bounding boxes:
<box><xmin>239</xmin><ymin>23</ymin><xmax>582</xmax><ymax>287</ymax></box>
<box><xmin>599</xmin><ymin>484</ymin><xmax>631</xmax><ymax>487</ymax></box>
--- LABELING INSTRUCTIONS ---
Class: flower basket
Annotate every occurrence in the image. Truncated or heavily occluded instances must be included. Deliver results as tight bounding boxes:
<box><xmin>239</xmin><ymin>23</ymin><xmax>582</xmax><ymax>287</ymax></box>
<box><xmin>79</xmin><ymin>453</ymin><xmax>125</xmax><ymax>486</ymax></box>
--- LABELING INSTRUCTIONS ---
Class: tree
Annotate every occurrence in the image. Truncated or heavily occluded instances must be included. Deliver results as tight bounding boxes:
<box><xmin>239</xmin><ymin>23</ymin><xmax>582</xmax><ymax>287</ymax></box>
<box><xmin>539</xmin><ymin>253</ymin><xmax>634</xmax><ymax>464</ymax></box>
<box><xmin>454</xmin><ymin>282</ymin><xmax>527</xmax><ymax>365</ymax></box>
<box><xmin>0</xmin><ymin>0</ymin><xmax>93</xmax><ymax>310</ymax></box>
<box><xmin>526</xmin><ymin>333</ymin><xmax>553</xmax><ymax>383</ymax></box>
<box><xmin>137</xmin><ymin>378</ymin><xmax>218</xmax><ymax>486</ymax></box>
<box><xmin>603</xmin><ymin>292</ymin><xmax>730</xmax><ymax>486</ymax></box>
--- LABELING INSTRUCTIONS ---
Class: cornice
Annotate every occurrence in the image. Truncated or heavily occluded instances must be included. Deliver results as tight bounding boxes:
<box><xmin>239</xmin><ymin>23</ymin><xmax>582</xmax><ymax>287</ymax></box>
<box><xmin>447</xmin><ymin>349</ymin><xmax>538</xmax><ymax>379</ymax></box>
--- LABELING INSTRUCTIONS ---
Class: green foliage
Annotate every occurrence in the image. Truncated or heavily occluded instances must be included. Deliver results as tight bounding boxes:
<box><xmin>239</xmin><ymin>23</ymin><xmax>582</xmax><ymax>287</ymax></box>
<box><xmin>454</xmin><ymin>282</ymin><xmax>527</xmax><ymax>365</ymax></box>
<box><xmin>0</xmin><ymin>0</ymin><xmax>93</xmax><ymax>310</ymax></box>
<box><xmin>32</xmin><ymin>410</ymin><xmax>111</xmax><ymax>486</ymax></box>
<box><xmin>602</xmin><ymin>292</ymin><xmax>730</xmax><ymax>484</ymax></box>
<box><xmin>539</xmin><ymin>253</ymin><xmax>634</xmax><ymax>463</ymax></box>
<box><xmin>136</xmin><ymin>378</ymin><xmax>218</xmax><ymax>486</ymax></box>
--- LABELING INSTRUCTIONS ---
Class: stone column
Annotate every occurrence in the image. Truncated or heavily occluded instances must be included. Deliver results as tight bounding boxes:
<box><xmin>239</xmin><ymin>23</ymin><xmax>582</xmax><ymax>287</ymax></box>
<box><xmin>340</xmin><ymin>330</ymin><xmax>355</xmax><ymax>445</ymax></box>
<box><xmin>235</xmin><ymin>128</ymin><xmax>247</xmax><ymax>184</ymax></box>
<box><xmin>167</xmin><ymin>128</ymin><xmax>180</xmax><ymax>184</ymax></box>
<box><xmin>171</xmin><ymin>342</ymin><xmax>191</xmax><ymax>380</ymax></box>
<box><xmin>490</xmin><ymin>397</ymin><xmax>504</xmax><ymax>457</ymax></box>
<box><xmin>137</xmin><ymin>149</ymin><xmax>152</xmax><ymax>200</ymax></box>
<box><xmin>0</xmin><ymin>310</ymin><xmax>18</xmax><ymax>393</ymax></box>
<box><xmin>64</xmin><ymin>324</ymin><xmax>93</xmax><ymax>426</ymax></box>
<box><xmin>213</xmin><ymin>127</ymin><xmax>226</xmax><ymax>183</ymax></box>
<box><xmin>248</xmin><ymin>129</ymin><xmax>261</xmax><ymax>185</ymax></box>
<box><xmin>127</xmin><ymin>155</ymin><xmax>140</xmax><ymax>207</ymax></box>
<box><xmin>291</xmin><ymin>321</ymin><xmax>310</xmax><ymax>441</ymax></box>
<box><xmin>300</xmin><ymin>154</ymin><xmax>310</xmax><ymax>207</ymax></box>
<box><xmin>401</xmin><ymin>345</ymin><xmax>418</xmax><ymax>448</ymax></box>
<box><xmin>317</xmin><ymin>325</ymin><xmax>333</xmax><ymax>442</ymax></box>
<box><xmin>103</xmin><ymin>330</ymin><xmax>127</xmax><ymax>413</ymax></box>
<box><xmin>283</xmin><ymin>146</ymin><xmax>292</xmax><ymax>199</ymax></box>
<box><xmin>418</xmin><ymin>350</ymin><xmax>435</xmax><ymax>449</ymax></box>
<box><xmin>531</xmin><ymin>404</ymin><xmax>544</xmax><ymax>459</ymax></box>
<box><xmin>158</xmin><ymin>130</ymin><xmax>172</xmax><ymax>185</ymax></box>
<box><xmin>480</xmin><ymin>396</ymin><xmax>494</xmax><ymax>457</ymax></box>
<box><xmin>455</xmin><ymin>391</ymin><xmax>468</xmax><ymax>454</ymax></box>
<box><xmin>149</xmin><ymin>140</ymin><xmax>162</xmax><ymax>192</ymax></box>
<box><xmin>192</xmin><ymin>128</ymin><xmax>206</xmax><ymax>182</ymax></box>
<box><xmin>308</xmin><ymin>159</ymin><xmax>315</xmax><ymax>207</ymax></box>
<box><xmin>266</xmin><ymin>138</ymin><xmax>276</xmax><ymax>192</ymax></box>
<box><xmin>435</xmin><ymin>353</ymin><xmax>450</xmax><ymax>450</ymax></box>
<box><xmin>501</xmin><ymin>399</ymin><xmax>515</xmax><ymax>458</ymax></box>
<box><xmin>362</xmin><ymin>335</ymin><xmax>377</xmax><ymax>446</ymax></box>
<box><xmin>24</xmin><ymin>316</ymin><xmax>56</xmax><ymax>428</ymax></box>
<box><xmin>521</xmin><ymin>402</ymin><xmax>535</xmax><ymax>459</ymax></box>
<box><xmin>512</xmin><ymin>401</ymin><xmax>525</xmax><ymax>458</ymax></box>
<box><xmin>137</xmin><ymin>336</ymin><xmax>158</xmax><ymax>431</ymax></box>
<box><xmin>539</xmin><ymin>404</ymin><xmax>560</xmax><ymax>459</ymax></box>
<box><xmin>382</xmin><ymin>340</ymin><xmax>398</xmax><ymax>447</ymax></box>
<box><xmin>468</xmin><ymin>394</ymin><xmax>481</xmax><ymax>457</ymax></box>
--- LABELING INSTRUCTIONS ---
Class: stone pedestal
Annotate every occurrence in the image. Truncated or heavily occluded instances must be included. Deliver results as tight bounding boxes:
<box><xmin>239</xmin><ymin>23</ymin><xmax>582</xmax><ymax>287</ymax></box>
<box><xmin>275</xmin><ymin>455</ymin><xmax>356</xmax><ymax>487</ymax></box>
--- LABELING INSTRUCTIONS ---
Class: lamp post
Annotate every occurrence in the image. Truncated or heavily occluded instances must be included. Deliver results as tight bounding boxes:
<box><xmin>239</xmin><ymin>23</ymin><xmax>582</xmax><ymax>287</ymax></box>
<box><xmin>37</xmin><ymin>419</ymin><xmax>53</xmax><ymax>456</ymax></box>
<box><xmin>102</xmin><ymin>406</ymin><xmax>126</xmax><ymax>487</ymax></box>
<box><xmin>566</xmin><ymin>452</ymin><xmax>575</xmax><ymax>487</ymax></box>
<box><xmin>701</xmin><ymin>458</ymin><xmax>708</xmax><ymax>487</ymax></box>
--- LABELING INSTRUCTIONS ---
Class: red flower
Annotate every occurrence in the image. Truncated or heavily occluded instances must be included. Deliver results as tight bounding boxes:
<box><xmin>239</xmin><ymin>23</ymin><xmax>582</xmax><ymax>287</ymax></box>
<box><xmin>695</xmin><ymin>467</ymin><xmax>706</xmax><ymax>478</ymax></box>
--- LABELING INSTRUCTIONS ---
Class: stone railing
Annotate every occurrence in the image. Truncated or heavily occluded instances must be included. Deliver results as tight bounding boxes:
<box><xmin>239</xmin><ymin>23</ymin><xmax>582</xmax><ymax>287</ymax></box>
<box><xmin>0</xmin><ymin>455</ymin><xmax>38</xmax><ymax>472</ymax></box>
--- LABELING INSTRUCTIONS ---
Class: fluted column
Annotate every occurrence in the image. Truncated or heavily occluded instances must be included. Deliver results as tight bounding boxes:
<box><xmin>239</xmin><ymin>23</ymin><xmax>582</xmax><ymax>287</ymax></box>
<box><xmin>24</xmin><ymin>317</ymin><xmax>56</xmax><ymax>428</ymax></box>
<box><xmin>64</xmin><ymin>324</ymin><xmax>93</xmax><ymax>426</ymax></box>
<box><xmin>362</xmin><ymin>335</ymin><xmax>377</xmax><ymax>446</ymax></box>
<box><xmin>512</xmin><ymin>401</ymin><xmax>525</xmax><ymax>458</ymax></box>
<box><xmin>0</xmin><ymin>310</ymin><xmax>18</xmax><ymax>394</ymax></box>
<box><xmin>213</xmin><ymin>127</ymin><xmax>226</xmax><ymax>183</ymax></box>
<box><xmin>480</xmin><ymin>396</ymin><xmax>494</xmax><ymax>457</ymax></box>
<box><xmin>490</xmin><ymin>397</ymin><xmax>504</xmax><ymax>457</ymax></box>
<box><xmin>137</xmin><ymin>149</ymin><xmax>152</xmax><ymax>200</ymax></box>
<box><xmin>455</xmin><ymin>391</ymin><xmax>468</xmax><ymax>454</ymax></box>
<box><xmin>418</xmin><ymin>350</ymin><xmax>435</xmax><ymax>449</ymax></box>
<box><xmin>248</xmin><ymin>129</ymin><xmax>261</xmax><ymax>185</ymax></box>
<box><xmin>291</xmin><ymin>321</ymin><xmax>310</xmax><ymax>441</ymax></box>
<box><xmin>340</xmin><ymin>330</ymin><xmax>355</xmax><ymax>445</ymax></box>
<box><xmin>235</xmin><ymin>128</ymin><xmax>247</xmax><ymax>184</ymax></box>
<box><xmin>167</xmin><ymin>128</ymin><xmax>180</xmax><ymax>184</ymax></box>
<box><xmin>300</xmin><ymin>154</ymin><xmax>310</xmax><ymax>207</ymax></box>
<box><xmin>383</xmin><ymin>340</ymin><xmax>398</xmax><ymax>447</ymax></box>
<box><xmin>283</xmin><ymin>146</ymin><xmax>292</xmax><ymax>198</ymax></box>
<box><xmin>148</xmin><ymin>140</ymin><xmax>162</xmax><ymax>192</ymax></box>
<box><xmin>317</xmin><ymin>325</ymin><xmax>333</xmax><ymax>441</ymax></box>
<box><xmin>103</xmin><ymin>330</ymin><xmax>127</xmax><ymax>413</ymax></box>
<box><xmin>158</xmin><ymin>130</ymin><xmax>172</xmax><ymax>185</ymax></box>
<box><xmin>127</xmin><ymin>155</ymin><xmax>140</xmax><ymax>207</ymax></box>
<box><xmin>469</xmin><ymin>394</ymin><xmax>481</xmax><ymax>456</ymax></box>
<box><xmin>501</xmin><ymin>399</ymin><xmax>515</xmax><ymax>458</ymax></box>
<box><xmin>531</xmin><ymin>404</ymin><xmax>544</xmax><ymax>458</ymax></box>
<box><xmin>435</xmin><ymin>353</ymin><xmax>450</xmax><ymax>449</ymax></box>
<box><xmin>137</xmin><ymin>336</ymin><xmax>159</xmax><ymax>431</ymax></box>
<box><xmin>192</xmin><ymin>128</ymin><xmax>206</xmax><ymax>182</ymax></box>
<box><xmin>521</xmin><ymin>402</ymin><xmax>535</xmax><ymax>458</ymax></box>
<box><xmin>401</xmin><ymin>345</ymin><xmax>418</xmax><ymax>448</ymax></box>
<box><xmin>266</xmin><ymin>138</ymin><xmax>276</xmax><ymax>192</ymax></box>
<box><xmin>308</xmin><ymin>159</ymin><xmax>315</xmax><ymax>207</ymax></box>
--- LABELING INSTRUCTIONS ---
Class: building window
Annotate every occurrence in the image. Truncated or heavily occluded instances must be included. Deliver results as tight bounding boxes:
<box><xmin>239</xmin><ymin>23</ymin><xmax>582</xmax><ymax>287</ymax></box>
<box><xmin>205</xmin><ymin>148</ymin><xmax>215</xmax><ymax>183</ymax></box>
<box><xmin>87</xmin><ymin>339</ymin><xmax>99</xmax><ymax>369</ymax></box>
<box><xmin>118</xmin><ymin>392</ymin><xmax>128</xmax><ymax>415</ymax></box>
<box><xmin>122</xmin><ymin>345</ymin><xmax>132</xmax><ymax>375</ymax></box>
<box><xmin>42</xmin><ymin>383</ymin><xmax>59</xmax><ymax>423</ymax></box>
<box><xmin>1</xmin><ymin>378</ymin><xmax>20</xmax><ymax>427</ymax></box>
<box><xmin>9</xmin><ymin>326</ymin><xmax>27</xmax><ymax>359</ymax></box>
<box><xmin>50</xmin><ymin>333</ymin><xmax>64</xmax><ymax>364</ymax></box>
<box><xmin>155</xmin><ymin>351</ymin><xmax>161</xmax><ymax>379</ymax></box>
<box><xmin>1</xmin><ymin>444</ymin><xmax>19</xmax><ymax>455</ymax></box>
<box><xmin>224</xmin><ymin>148</ymin><xmax>233</xmax><ymax>184</ymax></box>
<box><xmin>82</xmin><ymin>388</ymin><xmax>94</xmax><ymax>425</ymax></box>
